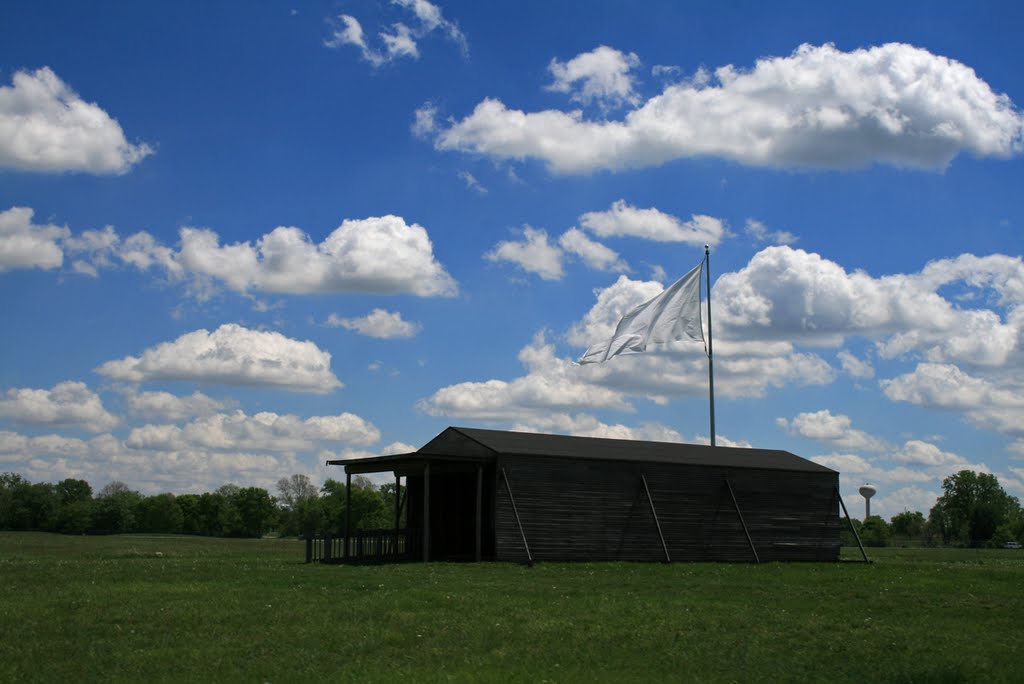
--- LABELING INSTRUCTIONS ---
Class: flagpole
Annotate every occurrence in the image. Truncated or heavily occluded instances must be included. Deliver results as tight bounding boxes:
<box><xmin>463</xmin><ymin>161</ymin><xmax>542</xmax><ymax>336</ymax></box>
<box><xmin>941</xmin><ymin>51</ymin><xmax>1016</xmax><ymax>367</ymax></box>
<box><xmin>705</xmin><ymin>245</ymin><xmax>716</xmax><ymax>447</ymax></box>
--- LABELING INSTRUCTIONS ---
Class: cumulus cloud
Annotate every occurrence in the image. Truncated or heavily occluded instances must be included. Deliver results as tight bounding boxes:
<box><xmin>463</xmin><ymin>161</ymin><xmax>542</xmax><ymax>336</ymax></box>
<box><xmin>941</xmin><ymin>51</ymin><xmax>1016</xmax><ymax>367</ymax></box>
<box><xmin>558</xmin><ymin>228</ymin><xmax>629</xmax><ymax>273</ymax></box>
<box><xmin>546</xmin><ymin>46</ymin><xmax>641</xmax><ymax>110</ymax></box>
<box><xmin>2</xmin><ymin>427</ymin><xmax>313</xmax><ymax>495</ymax></box>
<box><xmin>567</xmin><ymin>273</ymin><xmax>835</xmax><ymax>399</ymax></box>
<box><xmin>777</xmin><ymin>409</ymin><xmax>889</xmax><ymax>451</ymax></box>
<box><xmin>484</xmin><ymin>201</ymin><xmax>725</xmax><ymax>281</ymax></box>
<box><xmin>0</xmin><ymin>382</ymin><xmax>119</xmax><ymax>433</ymax></box>
<box><xmin>0</xmin><ymin>206</ymin><xmax>69</xmax><ymax>272</ymax></box>
<box><xmin>177</xmin><ymin>215</ymin><xmax>456</xmax><ymax>297</ymax></box>
<box><xmin>434</xmin><ymin>43</ymin><xmax>1024</xmax><ymax>174</ymax></box>
<box><xmin>123</xmin><ymin>390</ymin><xmax>229</xmax><ymax>421</ymax></box>
<box><xmin>579</xmin><ymin>200</ymin><xmax>726</xmax><ymax>246</ymax></box>
<box><xmin>0</xmin><ymin>67</ymin><xmax>152</xmax><ymax>174</ymax></box>
<box><xmin>881</xmin><ymin>363</ymin><xmax>1024</xmax><ymax>435</ymax></box>
<box><xmin>485</xmin><ymin>226</ymin><xmax>564</xmax><ymax>281</ymax></box>
<box><xmin>419</xmin><ymin>331</ymin><xmax>634</xmax><ymax>421</ymax></box>
<box><xmin>326</xmin><ymin>0</ymin><xmax>467</xmax><ymax>67</ymax></box>
<box><xmin>837</xmin><ymin>350</ymin><xmax>874</xmax><ymax>379</ymax></box>
<box><xmin>126</xmin><ymin>409</ymin><xmax>379</xmax><ymax>453</ymax></box>
<box><xmin>0</xmin><ymin>209</ymin><xmax>453</xmax><ymax>299</ymax></box>
<box><xmin>714</xmin><ymin>247</ymin><xmax>1022</xmax><ymax>364</ymax></box>
<box><xmin>96</xmin><ymin>324</ymin><xmax>343</xmax><ymax>394</ymax></box>
<box><xmin>327</xmin><ymin>308</ymin><xmax>421</xmax><ymax>339</ymax></box>
<box><xmin>810</xmin><ymin>434</ymin><xmax>998</xmax><ymax>519</ymax></box>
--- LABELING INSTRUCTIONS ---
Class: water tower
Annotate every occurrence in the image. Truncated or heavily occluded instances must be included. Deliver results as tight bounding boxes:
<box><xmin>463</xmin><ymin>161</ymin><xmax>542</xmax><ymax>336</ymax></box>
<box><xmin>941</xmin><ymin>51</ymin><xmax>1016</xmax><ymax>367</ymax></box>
<box><xmin>859</xmin><ymin>484</ymin><xmax>877</xmax><ymax>519</ymax></box>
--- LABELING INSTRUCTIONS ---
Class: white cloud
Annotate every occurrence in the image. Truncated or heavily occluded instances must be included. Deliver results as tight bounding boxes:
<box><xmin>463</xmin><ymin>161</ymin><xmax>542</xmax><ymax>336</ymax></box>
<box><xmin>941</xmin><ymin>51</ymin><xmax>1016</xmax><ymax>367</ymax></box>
<box><xmin>419</xmin><ymin>331</ymin><xmax>633</xmax><ymax>420</ymax></box>
<box><xmin>123</xmin><ymin>390</ymin><xmax>229</xmax><ymax>421</ymax></box>
<box><xmin>546</xmin><ymin>46</ymin><xmax>641</xmax><ymax>110</ymax></box>
<box><xmin>0</xmin><ymin>431</ymin><xmax>88</xmax><ymax>462</ymax></box>
<box><xmin>126</xmin><ymin>409</ymin><xmax>380</xmax><ymax>453</ymax></box>
<box><xmin>458</xmin><ymin>170</ymin><xmax>488</xmax><ymax>194</ymax></box>
<box><xmin>714</xmin><ymin>247</ymin><xmax>1022</xmax><ymax>365</ymax></box>
<box><xmin>513</xmin><ymin>413</ymin><xmax>684</xmax><ymax>443</ymax></box>
<box><xmin>837</xmin><ymin>350</ymin><xmax>874</xmax><ymax>379</ymax></box>
<box><xmin>558</xmin><ymin>228</ymin><xmax>629</xmax><ymax>273</ymax></box>
<box><xmin>567</xmin><ymin>273</ymin><xmax>835</xmax><ymax>399</ymax></box>
<box><xmin>327</xmin><ymin>308</ymin><xmax>421</xmax><ymax>339</ymax></box>
<box><xmin>114</xmin><ymin>231</ymin><xmax>182</xmax><ymax>277</ymax></box>
<box><xmin>326</xmin><ymin>0</ymin><xmax>467</xmax><ymax>67</ymax></box>
<box><xmin>485</xmin><ymin>226</ymin><xmax>564</xmax><ymax>281</ymax></box>
<box><xmin>778</xmin><ymin>409</ymin><xmax>889</xmax><ymax>451</ymax></box>
<box><xmin>412</xmin><ymin>102</ymin><xmax>439</xmax><ymax>138</ymax></box>
<box><xmin>96</xmin><ymin>324</ymin><xmax>343</xmax><ymax>394</ymax></box>
<box><xmin>63</xmin><ymin>225</ymin><xmax>120</xmax><ymax>277</ymax></box>
<box><xmin>0</xmin><ymin>67</ymin><xmax>152</xmax><ymax>174</ymax></box>
<box><xmin>5</xmin><ymin>428</ymin><xmax>311</xmax><ymax>496</ymax></box>
<box><xmin>881</xmin><ymin>363</ymin><xmax>1024</xmax><ymax>435</ymax></box>
<box><xmin>0</xmin><ymin>206</ymin><xmax>69</xmax><ymax>272</ymax></box>
<box><xmin>579</xmin><ymin>200</ymin><xmax>726</xmax><ymax>246</ymax></box>
<box><xmin>393</xmin><ymin>0</ymin><xmax>468</xmax><ymax>55</ymax></box>
<box><xmin>745</xmin><ymin>218</ymin><xmax>798</xmax><ymax>245</ymax></box>
<box><xmin>177</xmin><ymin>215</ymin><xmax>456</xmax><ymax>297</ymax></box>
<box><xmin>435</xmin><ymin>43</ymin><xmax>1024</xmax><ymax>174</ymax></box>
<box><xmin>0</xmin><ymin>381</ymin><xmax>119</xmax><ymax>433</ymax></box>
<box><xmin>890</xmin><ymin>439</ymin><xmax>968</xmax><ymax>467</ymax></box>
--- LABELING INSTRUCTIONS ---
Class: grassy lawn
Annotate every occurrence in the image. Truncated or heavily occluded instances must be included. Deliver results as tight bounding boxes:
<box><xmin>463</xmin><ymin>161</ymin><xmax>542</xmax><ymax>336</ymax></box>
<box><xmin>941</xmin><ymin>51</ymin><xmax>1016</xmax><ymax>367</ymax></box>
<box><xmin>1</xmin><ymin>533</ymin><xmax>1022</xmax><ymax>682</ymax></box>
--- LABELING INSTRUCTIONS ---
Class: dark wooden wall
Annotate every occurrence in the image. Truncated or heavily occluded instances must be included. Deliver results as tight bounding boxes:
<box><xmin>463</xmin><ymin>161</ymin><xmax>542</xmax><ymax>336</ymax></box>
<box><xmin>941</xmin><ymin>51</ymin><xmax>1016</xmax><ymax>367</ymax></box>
<box><xmin>495</xmin><ymin>455</ymin><xmax>839</xmax><ymax>562</ymax></box>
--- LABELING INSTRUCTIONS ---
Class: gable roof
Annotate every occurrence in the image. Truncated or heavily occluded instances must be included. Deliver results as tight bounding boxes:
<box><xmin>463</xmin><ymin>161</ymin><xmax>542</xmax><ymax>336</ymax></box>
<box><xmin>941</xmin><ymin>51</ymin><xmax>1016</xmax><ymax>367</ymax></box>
<box><xmin>332</xmin><ymin>426</ymin><xmax>835</xmax><ymax>475</ymax></box>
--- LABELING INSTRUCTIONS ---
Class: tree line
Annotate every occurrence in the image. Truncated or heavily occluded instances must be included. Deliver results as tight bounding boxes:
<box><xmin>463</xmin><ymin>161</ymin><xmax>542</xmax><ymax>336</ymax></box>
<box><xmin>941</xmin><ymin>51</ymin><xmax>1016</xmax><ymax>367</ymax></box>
<box><xmin>0</xmin><ymin>472</ymin><xmax>399</xmax><ymax>538</ymax></box>
<box><xmin>843</xmin><ymin>470</ymin><xmax>1023</xmax><ymax>548</ymax></box>
<box><xmin>2</xmin><ymin>468</ymin><xmax>1021</xmax><ymax>546</ymax></box>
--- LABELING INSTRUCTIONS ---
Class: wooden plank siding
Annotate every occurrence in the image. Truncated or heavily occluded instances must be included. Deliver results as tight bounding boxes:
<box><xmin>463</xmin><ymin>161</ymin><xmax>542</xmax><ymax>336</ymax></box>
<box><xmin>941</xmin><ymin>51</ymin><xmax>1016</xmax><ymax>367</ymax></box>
<box><xmin>495</xmin><ymin>454</ymin><xmax>839</xmax><ymax>563</ymax></box>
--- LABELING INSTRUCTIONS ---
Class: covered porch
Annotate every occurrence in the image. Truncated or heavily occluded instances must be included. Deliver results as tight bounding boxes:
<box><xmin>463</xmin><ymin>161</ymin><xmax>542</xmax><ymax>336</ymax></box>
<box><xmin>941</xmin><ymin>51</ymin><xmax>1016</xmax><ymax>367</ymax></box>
<box><xmin>311</xmin><ymin>451</ymin><xmax>497</xmax><ymax>563</ymax></box>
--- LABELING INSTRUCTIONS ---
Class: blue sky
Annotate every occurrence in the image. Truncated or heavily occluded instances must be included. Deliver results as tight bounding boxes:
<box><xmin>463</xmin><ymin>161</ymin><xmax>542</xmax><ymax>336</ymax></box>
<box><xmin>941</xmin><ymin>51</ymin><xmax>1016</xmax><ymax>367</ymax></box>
<box><xmin>1</xmin><ymin>1</ymin><xmax>1022</xmax><ymax>518</ymax></box>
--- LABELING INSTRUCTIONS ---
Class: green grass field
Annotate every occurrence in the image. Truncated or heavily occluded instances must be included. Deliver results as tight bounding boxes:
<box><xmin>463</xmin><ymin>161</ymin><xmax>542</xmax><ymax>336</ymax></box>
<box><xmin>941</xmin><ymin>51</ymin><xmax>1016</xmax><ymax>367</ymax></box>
<box><xmin>1</xmin><ymin>532</ymin><xmax>1021</xmax><ymax>682</ymax></box>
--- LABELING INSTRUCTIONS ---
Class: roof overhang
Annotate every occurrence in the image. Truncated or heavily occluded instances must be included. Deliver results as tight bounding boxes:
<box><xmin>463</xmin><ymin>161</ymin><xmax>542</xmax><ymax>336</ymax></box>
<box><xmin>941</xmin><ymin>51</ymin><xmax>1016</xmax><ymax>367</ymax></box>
<box><xmin>326</xmin><ymin>451</ymin><xmax>494</xmax><ymax>476</ymax></box>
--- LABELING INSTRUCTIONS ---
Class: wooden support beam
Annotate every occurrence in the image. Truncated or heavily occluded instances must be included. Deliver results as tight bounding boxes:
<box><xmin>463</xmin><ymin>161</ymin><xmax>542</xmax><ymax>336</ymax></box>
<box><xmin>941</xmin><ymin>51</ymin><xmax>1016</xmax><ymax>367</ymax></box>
<box><xmin>836</xmin><ymin>487</ymin><xmax>870</xmax><ymax>563</ymax></box>
<box><xmin>641</xmin><ymin>474</ymin><xmax>671</xmax><ymax>563</ymax></box>
<box><xmin>501</xmin><ymin>467</ymin><xmax>532</xmax><ymax>565</ymax></box>
<box><xmin>394</xmin><ymin>474</ymin><xmax>401</xmax><ymax>560</ymax></box>
<box><xmin>344</xmin><ymin>470</ymin><xmax>351</xmax><ymax>562</ymax></box>
<box><xmin>724</xmin><ymin>479</ymin><xmax>759</xmax><ymax>564</ymax></box>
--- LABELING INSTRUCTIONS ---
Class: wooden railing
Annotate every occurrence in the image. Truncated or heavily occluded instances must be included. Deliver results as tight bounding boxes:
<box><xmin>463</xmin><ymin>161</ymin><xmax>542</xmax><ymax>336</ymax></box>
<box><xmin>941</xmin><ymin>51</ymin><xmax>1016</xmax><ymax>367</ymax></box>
<box><xmin>305</xmin><ymin>528</ymin><xmax>419</xmax><ymax>564</ymax></box>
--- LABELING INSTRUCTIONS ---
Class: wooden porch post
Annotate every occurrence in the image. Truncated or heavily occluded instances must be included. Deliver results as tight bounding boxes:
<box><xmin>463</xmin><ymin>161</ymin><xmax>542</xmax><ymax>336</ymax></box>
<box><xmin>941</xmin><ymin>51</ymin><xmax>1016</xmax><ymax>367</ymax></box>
<box><xmin>422</xmin><ymin>461</ymin><xmax>431</xmax><ymax>563</ymax></box>
<box><xmin>344</xmin><ymin>470</ymin><xmax>351</xmax><ymax>562</ymax></box>
<box><xmin>393</xmin><ymin>474</ymin><xmax>401</xmax><ymax>559</ymax></box>
<box><xmin>475</xmin><ymin>463</ymin><xmax>483</xmax><ymax>562</ymax></box>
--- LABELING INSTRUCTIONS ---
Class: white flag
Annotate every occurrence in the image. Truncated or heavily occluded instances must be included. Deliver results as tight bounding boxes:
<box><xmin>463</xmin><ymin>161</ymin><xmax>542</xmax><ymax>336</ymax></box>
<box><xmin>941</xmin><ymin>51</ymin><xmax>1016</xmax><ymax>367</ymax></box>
<box><xmin>578</xmin><ymin>261</ymin><xmax>704</xmax><ymax>364</ymax></box>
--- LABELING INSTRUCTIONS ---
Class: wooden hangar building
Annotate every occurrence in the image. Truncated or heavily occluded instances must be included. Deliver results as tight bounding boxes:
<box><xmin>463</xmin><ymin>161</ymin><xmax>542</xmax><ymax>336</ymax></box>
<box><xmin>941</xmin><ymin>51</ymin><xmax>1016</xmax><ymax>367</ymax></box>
<box><xmin>320</xmin><ymin>426</ymin><xmax>842</xmax><ymax>564</ymax></box>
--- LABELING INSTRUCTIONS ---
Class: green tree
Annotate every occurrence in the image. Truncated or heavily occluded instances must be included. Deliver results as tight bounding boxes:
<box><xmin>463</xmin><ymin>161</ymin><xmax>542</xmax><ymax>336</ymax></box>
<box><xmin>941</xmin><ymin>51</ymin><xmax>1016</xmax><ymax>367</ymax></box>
<box><xmin>198</xmin><ymin>491</ymin><xmax>231</xmax><ymax>536</ymax></box>
<box><xmin>56</xmin><ymin>498</ymin><xmax>94</xmax><ymax>534</ymax></box>
<box><xmin>176</xmin><ymin>494</ymin><xmax>202</xmax><ymax>534</ymax></box>
<box><xmin>94</xmin><ymin>481</ymin><xmax>142</xmax><ymax>533</ymax></box>
<box><xmin>859</xmin><ymin>515</ymin><xmax>891</xmax><ymax>547</ymax></box>
<box><xmin>0</xmin><ymin>473</ymin><xmax>31</xmax><ymax>529</ymax></box>
<box><xmin>137</xmin><ymin>493</ymin><xmax>184</xmax><ymax>533</ymax></box>
<box><xmin>276</xmin><ymin>474</ymin><xmax>319</xmax><ymax>537</ymax></box>
<box><xmin>929</xmin><ymin>471</ymin><xmax>1020</xmax><ymax>546</ymax></box>
<box><xmin>229</xmin><ymin>487</ymin><xmax>277</xmax><ymax>537</ymax></box>
<box><xmin>320</xmin><ymin>476</ymin><xmax>389</xmax><ymax>532</ymax></box>
<box><xmin>890</xmin><ymin>510</ymin><xmax>926</xmax><ymax>544</ymax></box>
